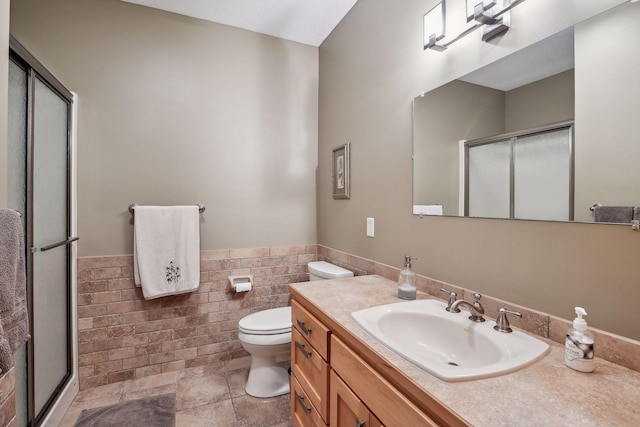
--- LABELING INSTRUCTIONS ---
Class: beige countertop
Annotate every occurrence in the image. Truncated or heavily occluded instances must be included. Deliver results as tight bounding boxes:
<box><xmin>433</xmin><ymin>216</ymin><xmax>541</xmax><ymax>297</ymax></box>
<box><xmin>289</xmin><ymin>275</ymin><xmax>640</xmax><ymax>427</ymax></box>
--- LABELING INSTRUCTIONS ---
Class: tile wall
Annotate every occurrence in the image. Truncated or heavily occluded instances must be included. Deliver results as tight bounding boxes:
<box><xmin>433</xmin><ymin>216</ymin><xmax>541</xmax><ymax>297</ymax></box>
<box><xmin>0</xmin><ymin>367</ymin><xmax>16</xmax><ymax>426</ymax></box>
<box><xmin>76</xmin><ymin>243</ymin><xmax>638</xmax><ymax>393</ymax></box>
<box><xmin>77</xmin><ymin>245</ymin><xmax>316</xmax><ymax>390</ymax></box>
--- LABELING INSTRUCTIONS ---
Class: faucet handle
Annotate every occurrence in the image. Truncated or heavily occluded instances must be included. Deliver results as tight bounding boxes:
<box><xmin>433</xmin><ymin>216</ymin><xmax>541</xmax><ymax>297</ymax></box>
<box><xmin>440</xmin><ymin>288</ymin><xmax>461</xmax><ymax>313</ymax></box>
<box><xmin>493</xmin><ymin>307</ymin><xmax>522</xmax><ymax>333</ymax></box>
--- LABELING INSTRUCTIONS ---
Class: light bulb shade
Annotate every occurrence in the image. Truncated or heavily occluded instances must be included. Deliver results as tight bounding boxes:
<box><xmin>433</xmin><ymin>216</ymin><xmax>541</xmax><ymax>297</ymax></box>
<box><xmin>424</xmin><ymin>2</ymin><xmax>446</xmax><ymax>49</ymax></box>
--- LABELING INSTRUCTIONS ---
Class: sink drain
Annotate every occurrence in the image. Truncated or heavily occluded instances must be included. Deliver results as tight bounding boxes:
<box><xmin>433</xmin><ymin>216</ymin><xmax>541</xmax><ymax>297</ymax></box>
<box><xmin>447</xmin><ymin>362</ymin><xmax>459</xmax><ymax>366</ymax></box>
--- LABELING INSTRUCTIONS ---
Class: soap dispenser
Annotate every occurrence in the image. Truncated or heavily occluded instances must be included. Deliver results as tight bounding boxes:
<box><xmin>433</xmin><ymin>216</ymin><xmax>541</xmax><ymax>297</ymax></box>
<box><xmin>565</xmin><ymin>307</ymin><xmax>595</xmax><ymax>373</ymax></box>
<box><xmin>397</xmin><ymin>255</ymin><xmax>417</xmax><ymax>300</ymax></box>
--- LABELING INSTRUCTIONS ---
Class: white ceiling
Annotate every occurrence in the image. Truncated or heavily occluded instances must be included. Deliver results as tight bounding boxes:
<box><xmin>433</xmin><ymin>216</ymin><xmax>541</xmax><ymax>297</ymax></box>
<box><xmin>120</xmin><ymin>0</ymin><xmax>359</xmax><ymax>47</ymax></box>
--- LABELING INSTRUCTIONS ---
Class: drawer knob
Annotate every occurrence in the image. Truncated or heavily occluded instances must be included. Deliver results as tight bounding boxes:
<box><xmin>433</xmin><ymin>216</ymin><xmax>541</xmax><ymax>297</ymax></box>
<box><xmin>295</xmin><ymin>341</ymin><xmax>312</xmax><ymax>358</ymax></box>
<box><xmin>296</xmin><ymin>319</ymin><xmax>312</xmax><ymax>335</ymax></box>
<box><xmin>356</xmin><ymin>419</ymin><xmax>366</xmax><ymax>427</ymax></box>
<box><xmin>295</xmin><ymin>393</ymin><xmax>312</xmax><ymax>414</ymax></box>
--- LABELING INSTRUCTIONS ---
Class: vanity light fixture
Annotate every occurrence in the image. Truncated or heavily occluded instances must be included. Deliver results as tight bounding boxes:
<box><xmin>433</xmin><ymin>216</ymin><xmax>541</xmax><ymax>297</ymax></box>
<box><xmin>466</xmin><ymin>0</ymin><xmax>498</xmax><ymax>24</ymax></box>
<box><xmin>424</xmin><ymin>0</ymin><xmax>526</xmax><ymax>51</ymax></box>
<box><xmin>423</xmin><ymin>2</ymin><xmax>446</xmax><ymax>51</ymax></box>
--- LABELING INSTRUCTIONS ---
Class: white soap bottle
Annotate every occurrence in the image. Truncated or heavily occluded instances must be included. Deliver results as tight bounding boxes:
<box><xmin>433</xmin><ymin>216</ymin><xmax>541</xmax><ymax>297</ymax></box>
<box><xmin>565</xmin><ymin>307</ymin><xmax>595</xmax><ymax>373</ymax></box>
<box><xmin>397</xmin><ymin>255</ymin><xmax>417</xmax><ymax>300</ymax></box>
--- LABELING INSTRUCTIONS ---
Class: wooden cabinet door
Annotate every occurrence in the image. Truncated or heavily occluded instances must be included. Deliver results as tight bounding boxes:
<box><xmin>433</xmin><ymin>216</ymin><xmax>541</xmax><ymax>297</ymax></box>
<box><xmin>330</xmin><ymin>370</ymin><xmax>384</xmax><ymax>427</ymax></box>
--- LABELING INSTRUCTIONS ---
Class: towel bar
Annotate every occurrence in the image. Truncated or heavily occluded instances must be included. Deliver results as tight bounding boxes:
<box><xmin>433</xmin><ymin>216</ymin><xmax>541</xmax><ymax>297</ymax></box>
<box><xmin>128</xmin><ymin>203</ymin><xmax>206</xmax><ymax>214</ymax></box>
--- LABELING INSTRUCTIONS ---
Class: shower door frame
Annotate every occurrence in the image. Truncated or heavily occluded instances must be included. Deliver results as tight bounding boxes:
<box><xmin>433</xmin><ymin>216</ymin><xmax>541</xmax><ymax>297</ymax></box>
<box><xmin>9</xmin><ymin>35</ymin><xmax>78</xmax><ymax>427</ymax></box>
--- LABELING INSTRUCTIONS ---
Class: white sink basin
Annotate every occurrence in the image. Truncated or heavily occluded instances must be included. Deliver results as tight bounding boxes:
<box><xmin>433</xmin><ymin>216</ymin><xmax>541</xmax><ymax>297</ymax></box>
<box><xmin>351</xmin><ymin>299</ymin><xmax>549</xmax><ymax>382</ymax></box>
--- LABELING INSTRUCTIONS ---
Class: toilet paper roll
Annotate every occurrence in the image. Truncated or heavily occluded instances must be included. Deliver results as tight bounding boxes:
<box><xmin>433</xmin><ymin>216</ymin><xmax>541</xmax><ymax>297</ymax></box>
<box><xmin>234</xmin><ymin>282</ymin><xmax>252</xmax><ymax>292</ymax></box>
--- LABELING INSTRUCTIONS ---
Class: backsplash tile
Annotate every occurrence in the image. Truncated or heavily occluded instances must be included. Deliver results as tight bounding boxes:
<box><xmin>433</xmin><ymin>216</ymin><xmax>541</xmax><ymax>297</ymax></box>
<box><xmin>77</xmin><ymin>243</ymin><xmax>638</xmax><ymax>393</ymax></box>
<box><xmin>318</xmin><ymin>245</ymin><xmax>640</xmax><ymax>373</ymax></box>
<box><xmin>77</xmin><ymin>246</ymin><xmax>315</xmax><ymax>390</ymax></box>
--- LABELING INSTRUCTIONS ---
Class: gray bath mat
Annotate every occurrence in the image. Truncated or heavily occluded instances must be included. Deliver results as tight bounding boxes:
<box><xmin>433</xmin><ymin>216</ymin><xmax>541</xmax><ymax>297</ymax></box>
<box><xmin>74</xmin><ymin>393</ymin><xmax>176</xmax><ymax>427</ymax></box>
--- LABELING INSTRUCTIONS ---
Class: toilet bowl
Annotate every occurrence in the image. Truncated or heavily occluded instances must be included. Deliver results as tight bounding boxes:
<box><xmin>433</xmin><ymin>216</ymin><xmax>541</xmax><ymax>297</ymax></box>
<box><xmin>238</xmin><ymin>306</ymin><xmax>292</xmax><ymax>398</ymax></box>
<box><xmin>237</xmin><ymin>261</ymin><xmax>353</xmax><ymax>398</ymax></box>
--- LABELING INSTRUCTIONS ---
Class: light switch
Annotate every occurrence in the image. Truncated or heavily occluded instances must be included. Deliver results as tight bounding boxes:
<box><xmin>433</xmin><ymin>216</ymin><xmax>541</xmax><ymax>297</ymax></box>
<box><xmin>366</xmin><ymin>217</ymin><xmax>375</xmax><ymax>237</ymax></box>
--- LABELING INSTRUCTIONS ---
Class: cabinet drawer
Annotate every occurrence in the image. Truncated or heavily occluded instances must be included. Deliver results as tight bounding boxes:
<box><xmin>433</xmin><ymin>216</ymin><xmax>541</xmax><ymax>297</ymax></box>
<box><xmin>292</xmin><ymin>375</ymin><xmax>327</xmax><ymax>427</ymax></box>
<box><xmin>331</xmin><ymin>336</ymin><xmax>439</xmax><ymax>427</ymax></box>
<box><xmin>292</xmin><ymin>300</ymin><xmax>330</xmax><ymax>361</ymax></box>
<box><xmin>292</xmin><ymin>328</ymin><xmax>330</xmax><ymax>423</ymax></box>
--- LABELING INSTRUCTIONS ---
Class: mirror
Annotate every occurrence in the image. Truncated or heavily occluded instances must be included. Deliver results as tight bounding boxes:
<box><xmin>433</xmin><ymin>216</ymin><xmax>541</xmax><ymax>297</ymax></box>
<box><xmin>413</xmin><ymin>2</ymin><xmax>640</xmax><ymax>224</ymax></box>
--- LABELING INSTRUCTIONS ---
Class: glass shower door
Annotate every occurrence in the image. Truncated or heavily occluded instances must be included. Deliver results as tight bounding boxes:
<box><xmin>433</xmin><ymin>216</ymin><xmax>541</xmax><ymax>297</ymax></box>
<box><xmin>31</xmin><ymin>77</ymin><xmax>72</xmax><ymax>419</ymax></box>
<box><xmin>9</xmin><ymin>37</ymin><xmax>75</xmax><ymax>426</ymax></box>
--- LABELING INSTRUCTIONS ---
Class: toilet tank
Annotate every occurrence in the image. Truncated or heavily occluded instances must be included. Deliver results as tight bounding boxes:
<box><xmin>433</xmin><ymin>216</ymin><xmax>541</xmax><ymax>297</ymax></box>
<box><xmin>308</xmin><ymin>261</ymin><xmax>354</xmax><ymax>281</ymax></box>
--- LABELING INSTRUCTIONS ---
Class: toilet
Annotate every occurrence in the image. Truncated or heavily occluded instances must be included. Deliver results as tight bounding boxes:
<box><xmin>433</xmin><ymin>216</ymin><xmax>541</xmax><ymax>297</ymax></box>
<box><xmin>237</xmin><ymin>261</ymin><xmax>353</xmax><ymax>398</ymax></box>
<box><xmin>308</xmin><ymin>261</ymin><xmax>354</xmax><ymax>281</ymax></box>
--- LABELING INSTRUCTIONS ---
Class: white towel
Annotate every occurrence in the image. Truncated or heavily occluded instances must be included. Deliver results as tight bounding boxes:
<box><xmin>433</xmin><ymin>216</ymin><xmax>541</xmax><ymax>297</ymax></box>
<box><xmin>133</xmin><ymin>206</ymin><xmax>200</xmax><ymax>299</ymax></box>
<box><xmin>413</xmin><ymin>204</ymin><xmax>444</xmax><ymax>216</ymax></box>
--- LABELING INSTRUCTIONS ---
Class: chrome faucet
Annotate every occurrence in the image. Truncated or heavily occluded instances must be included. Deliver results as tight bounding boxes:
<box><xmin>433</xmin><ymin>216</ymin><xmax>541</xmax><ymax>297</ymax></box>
<box><xmin>493</xmin><ymin>307</ymin><xmax>522</xmax><ymax>333</ymax></box>
<box><xmin>439</xmin><ymin>287</ymin><xmax>460</xmax><ymax>313</ymax></box>
<box><xmin>450</xmin><ymin>293</ymin><xmax>485</xmax><ymax>322</ymax></box>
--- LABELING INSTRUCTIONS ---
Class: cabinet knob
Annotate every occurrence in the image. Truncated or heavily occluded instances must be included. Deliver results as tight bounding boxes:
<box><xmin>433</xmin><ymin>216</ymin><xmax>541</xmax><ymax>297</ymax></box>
<box><xmin>355</xmin><ymin>419</ymin><xmax>366</xmax><ymax>427</ymax></box>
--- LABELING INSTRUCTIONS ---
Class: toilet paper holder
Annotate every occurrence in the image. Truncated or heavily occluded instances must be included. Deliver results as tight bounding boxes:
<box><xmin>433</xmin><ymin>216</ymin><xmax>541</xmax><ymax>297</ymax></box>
<box><xmin>229</xmin><ymin>275</ymin><xmax>253</xmax><ymax>292</ymax></box>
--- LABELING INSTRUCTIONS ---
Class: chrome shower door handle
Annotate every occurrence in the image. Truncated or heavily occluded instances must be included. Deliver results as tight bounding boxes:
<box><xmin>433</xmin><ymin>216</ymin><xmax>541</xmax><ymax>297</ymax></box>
<box><xmin>31</xmin><ymin>236</ymin><xmax>79</xmax><ymax>253</ymax></box>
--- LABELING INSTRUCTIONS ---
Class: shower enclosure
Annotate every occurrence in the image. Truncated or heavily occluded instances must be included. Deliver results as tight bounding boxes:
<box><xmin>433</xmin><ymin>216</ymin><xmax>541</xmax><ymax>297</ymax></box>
<box><xmin>8</xmin><ymin>36</ymin><xmax>77</xmax><ymax>426</ymax></box>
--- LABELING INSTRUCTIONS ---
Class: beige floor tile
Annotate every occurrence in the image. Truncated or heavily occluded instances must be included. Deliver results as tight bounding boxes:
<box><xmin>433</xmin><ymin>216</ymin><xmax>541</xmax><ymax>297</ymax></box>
<box><xmin>232</xmin><ymin>394</ymin><xmax>291</xmax><ymax>427</ymax></box>
<box><xmin>267</xmin><ymin>421</ymin><xmax>295</xmax><ymax>427</ymax></box>
<box><xmin>58</xmin><ymin>405</ymin><xmax>85</xmax><ymax>427</ymax></box>
<box><xmin>225</xmin><ymin>368</ymin><xmax>249</xmax><ymax>398</ymax></box>
<box><xmin>176</xmin><ymin>400</ymin><xmax>238</xmax><ymax>427</ymax></box>
<box><xmin>73</xmin><ymin>381</ymin><xmax>124</xmax><ymax>402</ymax></box>
<box><xmin>177</xmin><ymin>373</ymin><xmax>230</xmax><ymax>411</ymax></box>
<box><xmin>59</xmin><ymin>393</ymin><xmax>123</xmax><ymax>426</ymax></box>
<box><xmin>62</xmin><ymin>359</ymin><xmax>292</xmax><ymax>426</ymax></box>
<box><xmin>121</xmin><ymin>382</ymin><xmax>177</xmax><ymax>401</ymax></box>
<box><xmin>179</xmin><ymin>361</ymin><xmax>226</xmax><ymax>380</ymax></box>
<box><xmin>123</xmin><ymin>371</ymin><xmax>178</xmax><ymax>393</ymax></box>
<box><xmin>223</xmin><ymin>355</ymin><xmax>251</xmax><ymax>372</ymax></box>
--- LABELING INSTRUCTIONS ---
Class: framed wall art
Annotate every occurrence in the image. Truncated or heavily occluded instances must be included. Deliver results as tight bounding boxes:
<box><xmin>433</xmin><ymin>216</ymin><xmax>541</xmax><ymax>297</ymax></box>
<box><xmin>332</xmin><ymin>143</ymin><xmax>350</xmax><ymax>199</ymax></box>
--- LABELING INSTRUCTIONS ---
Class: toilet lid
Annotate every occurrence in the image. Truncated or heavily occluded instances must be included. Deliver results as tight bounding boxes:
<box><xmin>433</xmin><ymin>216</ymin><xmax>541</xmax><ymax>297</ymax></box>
<box><xmin>238</xmin><ymin>306</ymin><xmax>292</xmax><ymax>335</ymax></box>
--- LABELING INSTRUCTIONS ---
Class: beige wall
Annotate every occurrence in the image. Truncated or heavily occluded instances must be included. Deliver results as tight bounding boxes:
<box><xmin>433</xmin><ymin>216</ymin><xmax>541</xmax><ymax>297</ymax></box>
<box><xmin>318</xmin><ymin>0</ymin><xmax>640</xmax><ymax>340</ymax></box>
<box><xmin>10</xmin><ymin>0</ymin><xmax>319</xmax><ymax>256</ymax></box>
<box><xmin>574</xmin><ymin>4</ymin><xmax>640</xmax><ymax>222</ymax></box>
<box><xmin>505</xmin><ymin>69</ymin><xmax>574</xmax><ymax>132</ymax></box>
<box><xmin>413</xmin><ymin>80</ymin><xmax>504</xmax><ymax>213</ymax></box>
<box><xmin>0</xmin><ymin>0</ymin><xmax>8</xmax><ymax>206</ymax></box>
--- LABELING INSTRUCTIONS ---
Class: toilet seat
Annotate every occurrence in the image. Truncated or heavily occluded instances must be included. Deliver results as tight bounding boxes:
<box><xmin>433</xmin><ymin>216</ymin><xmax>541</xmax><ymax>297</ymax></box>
<box><xmin>238</xmin><ymin>306</ymin><xmax>291</xmax><ymax>335</ymax></box>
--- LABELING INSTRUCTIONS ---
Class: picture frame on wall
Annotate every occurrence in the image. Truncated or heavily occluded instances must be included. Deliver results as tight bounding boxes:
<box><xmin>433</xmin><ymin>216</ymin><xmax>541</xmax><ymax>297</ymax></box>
<box><xmin>332</xmin><ymin>143</ymin><xmax>350</xmax><ymax>199</ymax></box>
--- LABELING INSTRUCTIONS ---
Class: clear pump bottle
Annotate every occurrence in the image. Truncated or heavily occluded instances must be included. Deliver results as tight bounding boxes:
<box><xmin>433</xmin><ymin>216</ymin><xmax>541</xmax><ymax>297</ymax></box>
<box><xmin>397</xmin><ymin>255</ymin><xmax>417</xmax><ymax>300</ymax></box>
<box><xmin>565</xmin><ymin>307</ymin><xmax>595</xmax><ymax>373</ymax></box>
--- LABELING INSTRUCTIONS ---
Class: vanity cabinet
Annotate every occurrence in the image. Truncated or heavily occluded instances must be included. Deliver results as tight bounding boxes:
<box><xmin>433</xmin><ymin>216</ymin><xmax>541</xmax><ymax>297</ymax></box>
<box><xmin>291</xmin><ymin>297</ymin><xmax>445</xmax><ymax>427</ymax></box>
<box><xmin>291</xmin><ymin>300</ymin><xmax>331</xmax><ymax>425</ymax></box>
